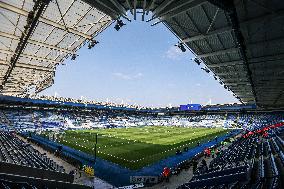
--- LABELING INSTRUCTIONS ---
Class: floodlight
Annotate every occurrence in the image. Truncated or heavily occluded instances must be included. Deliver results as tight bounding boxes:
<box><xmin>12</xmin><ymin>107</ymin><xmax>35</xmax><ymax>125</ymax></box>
<box><xmin>194</xmin><ymin>58</ymin><xmax>201</xmax><ymax>65</ymax></box>
<box><xmin>88</xmin><ymin>40</ymin><xmax>99</xmax><ymax>49</ymax></box>
<box><xmin>117</xmin><ymin>20</ymin><xmax>125</xmax><ymax>27</ymax></box>
<box><xmin>175</xmin><ymin>42</ymin><xmax>186</xmax><ymax>52</ymax></box>
<box><xmin>114</xmin><ymin>24</ymin><xmax>120</xmax><ymax>31</ymax></box>
<box><xmin>201</xmin><ymin>67</ymin><xmax>210</xmax><ymax>73</ymax></box>
<box><xmin>71</xmin><ymin>54</ymin><xmax>78</xmax><ymax>60</ymax></box>
<box><xmin>114</xmin><ymin>20</ymin><xmax>125</xmax><ymax>31</ymax></box>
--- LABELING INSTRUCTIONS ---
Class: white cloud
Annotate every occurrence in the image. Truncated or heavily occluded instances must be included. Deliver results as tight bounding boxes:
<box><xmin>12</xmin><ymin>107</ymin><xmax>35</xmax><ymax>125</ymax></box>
<box><xmin>167</xmin><ymin>83</ymin><xmax>176</xmax><ymax>87</ymax></box>
<box><xmin>113</xmin><ymin>72</ymin><xmax>131</xmax><ymax>80</ymax></box>
<box><xmin>133</xmin><ymin>73</ymin><xmax>143</xmax><ymax>79</ymax></box>
<box><xmin>196</xmin><ymin>83</ymin><xmax>201</xmax><ymax>87</ymax></box>
<box><xmin>113</xmin><ymin>72</ymin><xmax>143</xmax><ymax>80</ymax></box>
<box><xmin>165</xmin><ymin>46</ymin><xmax>183</xmax><ymax>60</ymax></box>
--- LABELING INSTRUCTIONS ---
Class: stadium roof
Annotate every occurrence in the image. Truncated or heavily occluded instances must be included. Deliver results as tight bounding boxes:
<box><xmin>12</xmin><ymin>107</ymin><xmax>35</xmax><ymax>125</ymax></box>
<box><xmin>0</xmin><ymin>0</ymin><xmax>283</xmax><ymax>108</ymax></box>
<box><xmin>0</xmin><ymin>0</ymin><xmax>112</xmax><ymax>95</ymax></box>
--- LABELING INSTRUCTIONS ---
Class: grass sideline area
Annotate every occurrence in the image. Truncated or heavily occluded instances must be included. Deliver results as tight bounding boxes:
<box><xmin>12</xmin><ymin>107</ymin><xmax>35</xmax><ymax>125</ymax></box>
<box><xmin>45</xmin><ymin>126</ymin><xmax>228</xmax><ymax>169</ymax></box>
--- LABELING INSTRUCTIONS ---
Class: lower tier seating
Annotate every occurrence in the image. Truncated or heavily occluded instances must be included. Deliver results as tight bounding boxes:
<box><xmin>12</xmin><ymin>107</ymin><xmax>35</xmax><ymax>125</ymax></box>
<box><xmin>177</xmin><ymin>125</ymin><xmax>284</xmax><ymax>189</ymax></box>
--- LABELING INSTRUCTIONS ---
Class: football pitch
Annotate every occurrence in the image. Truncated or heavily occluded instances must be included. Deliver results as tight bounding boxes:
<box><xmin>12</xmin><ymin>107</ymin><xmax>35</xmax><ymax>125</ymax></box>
<box><xmin>56</xmin><ymin>126</ymin><xmax>228</xmax><ymax>169</ymax></box>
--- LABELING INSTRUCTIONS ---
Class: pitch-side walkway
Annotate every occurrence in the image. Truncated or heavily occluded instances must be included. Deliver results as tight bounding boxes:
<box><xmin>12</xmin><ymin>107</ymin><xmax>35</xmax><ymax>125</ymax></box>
<box><xmin>144</xmin><ymin>135</ymin><xmax>238</xmax><ymax>189</ymax></box>
<box><xmin>17</xmin><ymin>135</ymin><xmax>115</xmax><ymax>189</ymax></box>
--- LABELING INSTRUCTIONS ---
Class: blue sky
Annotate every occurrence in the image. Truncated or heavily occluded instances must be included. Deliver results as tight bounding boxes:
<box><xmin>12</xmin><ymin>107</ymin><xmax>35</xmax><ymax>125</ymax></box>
<box><xmin>41</xmin><ymin>14</ymin><xmax>238</xmax><ymax>107</ymax></box>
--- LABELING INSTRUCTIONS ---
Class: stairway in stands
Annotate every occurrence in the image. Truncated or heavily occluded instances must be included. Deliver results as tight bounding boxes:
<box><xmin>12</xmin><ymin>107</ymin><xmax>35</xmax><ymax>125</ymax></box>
<box><xmin>0</xmin><ymin>111</ymin><xmax>12</xmax><ymax>130</ymax></box>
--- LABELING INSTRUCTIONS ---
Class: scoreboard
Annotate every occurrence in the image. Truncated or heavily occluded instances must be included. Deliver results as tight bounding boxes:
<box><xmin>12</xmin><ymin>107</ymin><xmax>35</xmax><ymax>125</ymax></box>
<box><xmin>179</xmin><ymin>104</ymin><xmax>201</xmax><ymax>111</ymax></box>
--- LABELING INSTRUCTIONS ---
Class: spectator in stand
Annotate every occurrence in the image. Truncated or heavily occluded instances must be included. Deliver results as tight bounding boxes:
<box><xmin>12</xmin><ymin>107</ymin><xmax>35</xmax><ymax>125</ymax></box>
<box><xmin>163</xmin><ymin>167</ymin><xmax>171</xmax><ymax>182</ymax></box>
<box><xmin>211</xmin><ymin>148</ymin><xmax>215</xmax><ymax>158</ymax></box>
<box><xmin>204</xmin><ymin>148</ymin><xmax>211</xmax><ymax>157</ymax></box>
<box><xmin>192</xmin><ymin>159</ymin><xmax>198</xmax><ymax>173</ymax></box>
<box><xmin>201</xmin><ymin>159</ymin><xmax>208</xmax><ymax>171</ymax></box>
<box><xmin>69</xmin><ymin>169</ymin><xmax>75</xmax><ymax>177</ymax></box>
<box><xmin>201</xmin><ymin>159</ymin><xmax>205</xmax><ymax>165</ymax></box>
<box><xmin>215</xmin><ymin>148</ymin><xmax>219</xmax><ymax>157</ymax></box>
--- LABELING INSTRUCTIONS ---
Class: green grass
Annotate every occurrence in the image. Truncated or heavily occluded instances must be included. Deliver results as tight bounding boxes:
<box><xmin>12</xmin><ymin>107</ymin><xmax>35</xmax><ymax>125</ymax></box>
<box><xmin>46</xmin><ymin>126</ymin><xmax>228</xmax><ymax>169</ymax></box>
